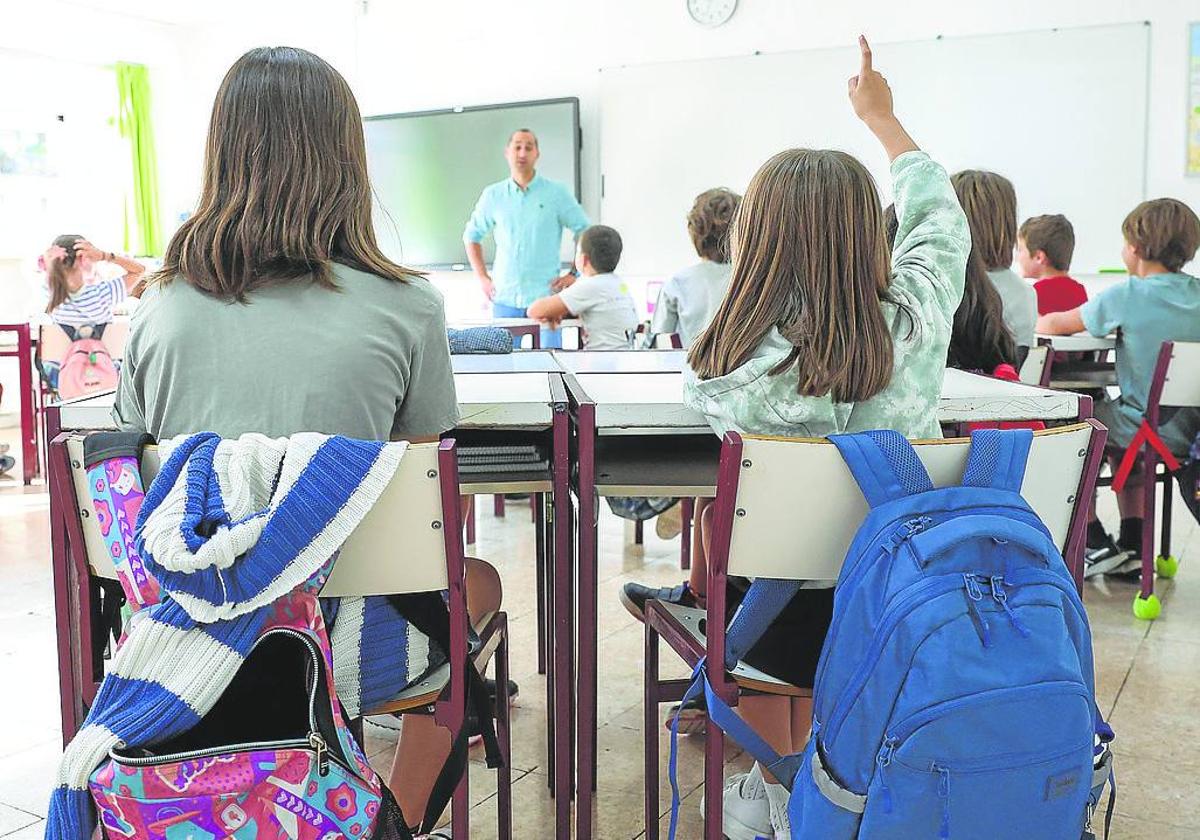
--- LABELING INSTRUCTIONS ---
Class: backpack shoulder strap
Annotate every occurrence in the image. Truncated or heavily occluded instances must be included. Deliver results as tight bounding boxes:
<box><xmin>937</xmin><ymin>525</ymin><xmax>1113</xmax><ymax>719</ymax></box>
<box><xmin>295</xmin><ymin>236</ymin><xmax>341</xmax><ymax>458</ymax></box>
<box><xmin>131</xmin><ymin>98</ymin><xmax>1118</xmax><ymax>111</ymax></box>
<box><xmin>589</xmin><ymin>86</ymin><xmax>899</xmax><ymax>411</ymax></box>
<box><xmin>961</xmin><ymin>428</ymin><xmax>1034</xmax><ymax>493</ymax></box>
<box><xmin>829</xmin><ymin>430</ymin><xmax>934</xmax><ymax>508</ymax></box>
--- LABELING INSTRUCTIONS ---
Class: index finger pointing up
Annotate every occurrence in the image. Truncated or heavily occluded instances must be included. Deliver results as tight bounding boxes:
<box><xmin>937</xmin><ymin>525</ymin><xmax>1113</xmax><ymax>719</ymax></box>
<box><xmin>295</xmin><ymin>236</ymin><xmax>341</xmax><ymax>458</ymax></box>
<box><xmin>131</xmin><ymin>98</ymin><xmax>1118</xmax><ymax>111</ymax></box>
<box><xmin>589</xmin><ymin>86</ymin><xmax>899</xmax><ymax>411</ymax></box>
<box><xmin>859</xmin><ymin>34</ymin><xmax>872</xmax><ymax>74</ymax></box>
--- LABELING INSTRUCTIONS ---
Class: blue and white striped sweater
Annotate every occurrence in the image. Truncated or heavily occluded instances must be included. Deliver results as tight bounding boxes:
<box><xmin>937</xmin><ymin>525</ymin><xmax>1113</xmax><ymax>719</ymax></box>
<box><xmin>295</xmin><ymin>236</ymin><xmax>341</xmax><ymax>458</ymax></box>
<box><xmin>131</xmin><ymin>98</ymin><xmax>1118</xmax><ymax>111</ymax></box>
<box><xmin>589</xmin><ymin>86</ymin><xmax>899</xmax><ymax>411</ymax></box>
<box><xmin>47</xmin><ymin>431</ymin><xmax>439</xmax><ymax>839</ymax></box>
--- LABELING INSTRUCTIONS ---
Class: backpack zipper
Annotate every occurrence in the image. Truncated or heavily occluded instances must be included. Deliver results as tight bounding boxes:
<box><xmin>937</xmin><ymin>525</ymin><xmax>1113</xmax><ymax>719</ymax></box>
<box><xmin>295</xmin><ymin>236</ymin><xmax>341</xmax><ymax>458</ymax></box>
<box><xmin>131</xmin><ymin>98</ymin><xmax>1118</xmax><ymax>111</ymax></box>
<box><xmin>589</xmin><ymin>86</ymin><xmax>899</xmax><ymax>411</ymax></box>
<box><xmin>822</xmin><ymin>574</ymin><xmax>966</xmax><ymax>745</ymax></box>
<box><xmin>109</xmin><ymin>627</ymin><xmax>334</xmax><ymax>776</ymax></box>
<box><xmin>823</xmin><ymin>568</ymin><xmax>1083</xmax><ymax>748</ymax></box>
<box><xmin>814</xmin><ymin>503</ymin><xmax>1043</xmax><ymax>697</ymax></box>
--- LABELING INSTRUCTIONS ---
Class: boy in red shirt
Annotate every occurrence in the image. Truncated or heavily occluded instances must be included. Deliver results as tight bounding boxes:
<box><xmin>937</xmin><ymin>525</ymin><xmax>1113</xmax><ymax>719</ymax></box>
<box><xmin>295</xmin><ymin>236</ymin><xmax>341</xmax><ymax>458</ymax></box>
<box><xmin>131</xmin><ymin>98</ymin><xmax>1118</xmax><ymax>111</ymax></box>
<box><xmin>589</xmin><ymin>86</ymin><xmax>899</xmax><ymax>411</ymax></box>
<box><xmin>1017</xmin><ymin>213</ymin><xmax>1088</xmax><ymax>313</ymax></box>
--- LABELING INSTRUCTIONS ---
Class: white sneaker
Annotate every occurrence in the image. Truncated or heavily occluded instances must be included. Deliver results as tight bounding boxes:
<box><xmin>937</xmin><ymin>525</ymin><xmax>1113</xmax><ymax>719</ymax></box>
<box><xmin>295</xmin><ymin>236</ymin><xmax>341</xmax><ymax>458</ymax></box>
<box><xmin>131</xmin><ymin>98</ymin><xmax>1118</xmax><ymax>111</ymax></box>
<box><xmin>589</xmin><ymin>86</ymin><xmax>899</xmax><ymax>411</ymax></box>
<box><xmin>715</xmin><ymin>762</ymin><xmax>773</xmax><ymax>840</ymax></box>
<box><xmin>765</xmin><ymin>780</ymin><xmax>791</xmax><ymax>837</ymax></box>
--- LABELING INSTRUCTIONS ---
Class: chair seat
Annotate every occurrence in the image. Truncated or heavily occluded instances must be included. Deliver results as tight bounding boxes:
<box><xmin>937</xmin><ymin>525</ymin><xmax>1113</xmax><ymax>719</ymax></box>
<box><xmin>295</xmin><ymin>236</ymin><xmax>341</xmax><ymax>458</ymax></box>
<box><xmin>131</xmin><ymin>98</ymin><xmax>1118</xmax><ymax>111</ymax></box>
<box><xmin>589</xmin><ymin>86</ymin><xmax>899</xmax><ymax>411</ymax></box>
<box><xmin>656</xmin><ymin>601</ymin><xmax>811</xmax><ymax>698</ymax></box>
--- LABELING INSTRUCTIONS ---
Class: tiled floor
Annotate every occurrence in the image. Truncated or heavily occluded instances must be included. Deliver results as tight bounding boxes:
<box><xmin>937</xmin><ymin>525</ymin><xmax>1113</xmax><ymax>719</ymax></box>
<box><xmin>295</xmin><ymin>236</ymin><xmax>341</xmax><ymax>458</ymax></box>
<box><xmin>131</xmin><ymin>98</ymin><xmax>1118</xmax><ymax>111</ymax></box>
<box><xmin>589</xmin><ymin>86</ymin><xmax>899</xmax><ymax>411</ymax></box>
<box><xmin>1</xmin><ymin>428</ymin><xmax>1198</xmax><ymax>838</ymax></box>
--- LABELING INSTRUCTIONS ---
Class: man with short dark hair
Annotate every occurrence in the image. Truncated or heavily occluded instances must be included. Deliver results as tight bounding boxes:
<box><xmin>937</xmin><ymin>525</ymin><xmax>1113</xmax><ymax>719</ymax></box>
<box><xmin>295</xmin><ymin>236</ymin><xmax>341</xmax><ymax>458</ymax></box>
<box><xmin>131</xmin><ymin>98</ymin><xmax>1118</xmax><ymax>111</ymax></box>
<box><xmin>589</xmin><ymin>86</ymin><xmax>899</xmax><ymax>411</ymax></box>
<box><xmin>463</xmin><ymin>129</ymin><xmax>589</xmax><ymax>347</ymax></box>
<box><xmin>527</xmin><ymin>224</ymin><xmax>638</xmax><ymax>349</ymax></box>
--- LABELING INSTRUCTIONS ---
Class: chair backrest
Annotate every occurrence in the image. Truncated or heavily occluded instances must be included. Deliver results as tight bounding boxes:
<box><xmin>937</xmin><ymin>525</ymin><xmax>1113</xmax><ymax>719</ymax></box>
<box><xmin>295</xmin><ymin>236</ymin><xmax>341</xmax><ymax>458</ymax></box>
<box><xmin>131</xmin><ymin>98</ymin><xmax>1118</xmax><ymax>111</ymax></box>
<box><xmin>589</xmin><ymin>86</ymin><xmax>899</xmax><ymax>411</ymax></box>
<box><xmin>1019</xmin><ymin>344</ymin><xmax>1050</xmax><ymax>386</ymax></box>
<box><xmin>39</xmin><ymin>320</ymin><xmax>130</xmax><ymax>365</ymax></box>
<box><xmin>723</xmin><ymin>423</ymin><xmax>1098</xmax><ymax>581</ymax></box>
<box><xmin>1155</xmin><ymin>340</ymin><xmax>1200</xmax><ymax>410</ymax></box>
<box><xmin>65</xmin><ymin>435</ymin><xmax>453</xmax><ymax>596</ymax></box>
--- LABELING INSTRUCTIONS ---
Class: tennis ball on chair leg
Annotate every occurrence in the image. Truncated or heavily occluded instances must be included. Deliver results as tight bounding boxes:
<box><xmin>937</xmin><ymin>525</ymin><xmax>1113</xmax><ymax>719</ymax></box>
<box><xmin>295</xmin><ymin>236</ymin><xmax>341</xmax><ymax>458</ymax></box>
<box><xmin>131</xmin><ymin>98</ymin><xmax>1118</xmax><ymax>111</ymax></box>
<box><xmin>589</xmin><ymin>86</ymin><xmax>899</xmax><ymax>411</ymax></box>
<box><xmin>1155</xmin><ymin>555</ymin><xmax>1180</xmax><ymax>579</ymax></box>
<box><xmin>1132</xmin><ymin>593</ymin><xmax>1162</xmax><ymax>621</ymax></box>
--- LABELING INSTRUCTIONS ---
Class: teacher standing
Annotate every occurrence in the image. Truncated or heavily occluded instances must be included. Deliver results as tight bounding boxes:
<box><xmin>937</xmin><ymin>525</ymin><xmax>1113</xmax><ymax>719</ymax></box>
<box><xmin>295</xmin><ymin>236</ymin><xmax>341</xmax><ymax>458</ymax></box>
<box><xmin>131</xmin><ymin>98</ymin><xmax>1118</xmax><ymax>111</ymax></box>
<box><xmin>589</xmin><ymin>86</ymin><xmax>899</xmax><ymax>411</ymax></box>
<box><xmin>463</xmin><ymin>128</ymin><xmax>590</xmax><ymax>347</ymax></box>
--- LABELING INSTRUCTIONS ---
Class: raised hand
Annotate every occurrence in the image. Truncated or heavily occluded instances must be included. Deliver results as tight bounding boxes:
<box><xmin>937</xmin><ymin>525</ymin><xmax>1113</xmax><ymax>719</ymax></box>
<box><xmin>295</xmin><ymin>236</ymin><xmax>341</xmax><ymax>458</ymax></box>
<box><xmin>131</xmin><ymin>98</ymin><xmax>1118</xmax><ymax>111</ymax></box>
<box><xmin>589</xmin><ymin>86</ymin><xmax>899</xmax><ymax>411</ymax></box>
<box><xmin>847</xmin><ymin>35</ymin><xmax>894</xmax><ymax>126</ymax></box>
<box><xmin>73</xmin><ymin>239</ymin><xmax>106</xmax><ymax>263</ymax></box>
<box><xmin>847</xmin><ymin>35</ymin><xmax>918</xmax><ymax>161</ymax></box>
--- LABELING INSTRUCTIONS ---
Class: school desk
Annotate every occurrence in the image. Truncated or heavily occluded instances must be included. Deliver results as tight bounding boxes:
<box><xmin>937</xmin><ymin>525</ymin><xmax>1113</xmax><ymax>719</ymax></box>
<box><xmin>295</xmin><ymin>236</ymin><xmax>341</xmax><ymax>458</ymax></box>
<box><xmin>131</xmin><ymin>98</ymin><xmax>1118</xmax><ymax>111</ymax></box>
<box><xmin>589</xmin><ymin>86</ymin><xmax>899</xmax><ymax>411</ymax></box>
<box><xmin>553</xmin><ymin>349</ymin><xmax>688</xmax><ymax>375</ymax></box>
<box><xmin>1036</xmin><ymin>332</ymin><xmax>1118</xmax><ymax>390</ymax></box>
<box><xmin>562</xmin><ymin>366</ymin><xmax>1091</xmax><ymax>840</ymax></box>
<box><xmin>0</xmin><ymin>323</ymin><xmax>37</xmax><ymax>483</ymax></box>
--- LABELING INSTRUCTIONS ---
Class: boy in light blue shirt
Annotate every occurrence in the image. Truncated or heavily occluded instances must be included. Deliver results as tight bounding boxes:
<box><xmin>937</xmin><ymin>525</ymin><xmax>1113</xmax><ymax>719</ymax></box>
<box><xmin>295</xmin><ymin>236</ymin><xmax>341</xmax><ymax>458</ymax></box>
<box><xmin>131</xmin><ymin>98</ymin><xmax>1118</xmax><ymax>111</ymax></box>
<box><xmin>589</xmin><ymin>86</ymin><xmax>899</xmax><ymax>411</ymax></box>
<box><xmin>1038</xmin><ymin>198</ymin><xmax>1200</xmax><ymax>577</ymax></box>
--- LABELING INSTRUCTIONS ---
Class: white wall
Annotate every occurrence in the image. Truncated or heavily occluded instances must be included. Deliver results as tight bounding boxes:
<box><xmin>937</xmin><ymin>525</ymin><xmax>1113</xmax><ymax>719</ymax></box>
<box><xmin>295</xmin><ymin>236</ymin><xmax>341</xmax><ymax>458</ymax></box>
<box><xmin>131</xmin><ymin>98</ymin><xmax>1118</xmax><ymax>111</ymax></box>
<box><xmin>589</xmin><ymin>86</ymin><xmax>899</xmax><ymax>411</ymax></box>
<box><xmin>0</xmin><ymin>3</ymin><xmax>189</xmax><ymax>421</ymax></box>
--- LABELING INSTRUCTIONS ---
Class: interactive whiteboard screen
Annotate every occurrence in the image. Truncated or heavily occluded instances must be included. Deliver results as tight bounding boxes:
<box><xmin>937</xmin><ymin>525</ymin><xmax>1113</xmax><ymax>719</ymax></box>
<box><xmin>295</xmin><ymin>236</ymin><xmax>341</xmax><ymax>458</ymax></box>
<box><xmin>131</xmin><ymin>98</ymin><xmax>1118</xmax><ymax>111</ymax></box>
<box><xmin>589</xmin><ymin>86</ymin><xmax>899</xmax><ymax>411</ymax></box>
<box><xmin>366</xmin><ymin>98</ymin><xmax>580</xmax><ymax>267</ymax></box>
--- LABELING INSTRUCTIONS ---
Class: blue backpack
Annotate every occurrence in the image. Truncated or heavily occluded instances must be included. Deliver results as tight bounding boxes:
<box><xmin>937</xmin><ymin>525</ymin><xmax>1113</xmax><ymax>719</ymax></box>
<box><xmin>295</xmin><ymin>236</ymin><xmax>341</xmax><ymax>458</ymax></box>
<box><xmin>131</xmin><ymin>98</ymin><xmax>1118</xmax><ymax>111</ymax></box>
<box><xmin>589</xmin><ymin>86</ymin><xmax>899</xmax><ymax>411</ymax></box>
<box><xmin>670</xmin><ymin>428</ymin><xmax>1115</xmax><ymax>840</ymax></box>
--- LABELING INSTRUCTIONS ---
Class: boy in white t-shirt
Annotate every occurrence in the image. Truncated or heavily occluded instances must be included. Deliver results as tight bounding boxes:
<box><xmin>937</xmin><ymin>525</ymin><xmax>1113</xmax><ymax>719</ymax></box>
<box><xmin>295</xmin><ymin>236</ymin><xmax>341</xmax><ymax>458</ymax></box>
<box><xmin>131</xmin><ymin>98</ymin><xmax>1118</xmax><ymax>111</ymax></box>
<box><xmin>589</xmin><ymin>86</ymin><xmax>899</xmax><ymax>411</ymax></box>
<box><xmin>528</xmin><ymin>225</ymin><xmax>638</xmax><ymax>350</ymax></box>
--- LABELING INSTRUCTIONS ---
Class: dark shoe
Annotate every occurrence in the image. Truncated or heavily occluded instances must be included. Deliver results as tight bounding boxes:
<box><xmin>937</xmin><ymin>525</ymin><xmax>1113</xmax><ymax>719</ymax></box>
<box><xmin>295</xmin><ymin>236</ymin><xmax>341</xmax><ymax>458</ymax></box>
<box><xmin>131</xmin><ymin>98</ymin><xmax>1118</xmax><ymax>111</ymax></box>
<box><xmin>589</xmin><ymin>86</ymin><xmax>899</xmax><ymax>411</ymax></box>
<box><xmin>485</xmin><ymin>677</ymin><xmax>519</xmax><ymax>704</ymax></box>
<box><xmin>1109</xmin><ymin>553</ymin><xmax>1144</xmax><ymax>582</ymax></box>
<box><xmin>0</xmin><ymin>455</ymin><xmax>14</xmax><ymax>476</ymax></box>
<box><xmin>620</xmin><ymin>580</ymin><xmax>703</xmax><ymax>622</ymax></box>
<box><xmin>664</xmin><ymin>694</ymin><xmax>707</xmax><ymax>735</ymax></box>
<box><xmin>1084</xmin><ymin>538</ymin><xmax>1131</xmax><ymax>578</ymax></box>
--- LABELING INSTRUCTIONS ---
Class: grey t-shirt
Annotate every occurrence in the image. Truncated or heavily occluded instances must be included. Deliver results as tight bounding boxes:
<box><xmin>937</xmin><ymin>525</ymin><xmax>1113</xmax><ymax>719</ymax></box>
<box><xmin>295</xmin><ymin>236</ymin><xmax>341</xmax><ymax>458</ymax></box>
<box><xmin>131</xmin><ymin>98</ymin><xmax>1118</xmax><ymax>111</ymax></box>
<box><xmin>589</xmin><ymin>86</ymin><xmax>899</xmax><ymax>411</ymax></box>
<box><xmin>113</xmin><ymin>263</ymin><xmax>460</xmax><ymax>441</ymax></box>
<box><xmin>987</xmin><ymin>267</ymin><xmax>1038</xmax><ymax>349</ymax></box>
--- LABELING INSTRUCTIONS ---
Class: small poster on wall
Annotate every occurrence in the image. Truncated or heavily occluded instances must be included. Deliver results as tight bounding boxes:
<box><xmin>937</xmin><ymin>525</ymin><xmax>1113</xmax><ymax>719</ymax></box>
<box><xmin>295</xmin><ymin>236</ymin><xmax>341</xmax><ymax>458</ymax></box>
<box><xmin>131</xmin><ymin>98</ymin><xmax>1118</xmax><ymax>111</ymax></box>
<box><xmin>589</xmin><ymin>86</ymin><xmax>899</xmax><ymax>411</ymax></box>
<box><xmin>1190</xmin><ymin>23</ymin><xmax>1200</xmax><ymax>176</ymax></box>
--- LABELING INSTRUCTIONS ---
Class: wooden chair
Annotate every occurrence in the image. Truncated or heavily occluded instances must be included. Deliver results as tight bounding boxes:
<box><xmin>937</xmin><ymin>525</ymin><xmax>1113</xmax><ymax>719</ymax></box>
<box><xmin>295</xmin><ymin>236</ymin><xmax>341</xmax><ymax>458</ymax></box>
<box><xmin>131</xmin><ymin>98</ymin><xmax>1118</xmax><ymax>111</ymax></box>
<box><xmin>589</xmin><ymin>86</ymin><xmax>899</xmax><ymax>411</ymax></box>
<box><xmin>1094</xmin><ymin>340</ymin><xmax>1200</xmax><ymax>619</ymax></box>
<box><xmin>643</xmin><ymin>422</ymin><xmax>1106</xmax><ymax>839</ymax></box>
<box><xmin>50</xmin><ymin>434</ymin><xmax>511</xmax><ymax>839</ymax></box>
<box><xmin>1019</xmin><ymin>343</ymin><xmax>1052</xmax><ymax>387</ymax></box>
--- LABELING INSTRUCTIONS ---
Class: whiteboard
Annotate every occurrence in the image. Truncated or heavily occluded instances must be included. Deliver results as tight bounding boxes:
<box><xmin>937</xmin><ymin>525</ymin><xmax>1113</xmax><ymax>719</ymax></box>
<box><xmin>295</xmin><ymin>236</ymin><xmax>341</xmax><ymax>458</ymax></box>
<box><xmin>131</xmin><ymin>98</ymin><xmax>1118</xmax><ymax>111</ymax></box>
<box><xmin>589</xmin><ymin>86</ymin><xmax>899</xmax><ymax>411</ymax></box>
<box><xmin>601</xmin><ymin>23</ymin><xmax>1150</xmax><ymax>277</ymax></box>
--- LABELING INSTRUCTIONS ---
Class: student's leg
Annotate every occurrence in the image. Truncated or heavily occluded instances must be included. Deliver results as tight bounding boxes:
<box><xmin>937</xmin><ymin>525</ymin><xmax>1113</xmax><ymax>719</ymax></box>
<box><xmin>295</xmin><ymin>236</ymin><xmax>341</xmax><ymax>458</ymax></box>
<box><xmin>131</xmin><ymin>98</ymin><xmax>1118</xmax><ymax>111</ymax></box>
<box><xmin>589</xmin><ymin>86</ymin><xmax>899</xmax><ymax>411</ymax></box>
<box><xmin>388</xmin><ymin>557</ymin><xmax>503</xmax><ymax>825</ymax></box>
<box><xmin>790</xmin><ymin>696</ymin><xmax>814</xmax><ymax>753</ymax></box>
<box><xmin>689</xmin><ymin>497</ymin><xmax>714</xmax><ymax>597</ymax></box>
<box><xmin>736</xmin><ymin>695</ymin><xmax>793</xmax><ymax>783</ymax></box>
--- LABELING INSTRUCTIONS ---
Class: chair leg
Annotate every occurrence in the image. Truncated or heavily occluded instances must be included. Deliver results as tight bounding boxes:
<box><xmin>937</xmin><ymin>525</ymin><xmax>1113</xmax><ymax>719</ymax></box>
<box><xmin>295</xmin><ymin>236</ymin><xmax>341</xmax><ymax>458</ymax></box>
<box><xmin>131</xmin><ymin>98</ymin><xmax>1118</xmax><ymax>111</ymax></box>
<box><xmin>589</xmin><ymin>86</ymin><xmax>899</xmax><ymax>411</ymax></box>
<box><xmin>1160</xmin><ymin>472</ymin><xmax>1173</xmax><ymax>560</ymax></box>
<box><xmin>644</xmin><ymin>617</ymin><xmax>661</xmax><ymax>839</ymax></box>
<box><xmin>496</xmin><ymin>614</ymin><xmax>513</xmax><ymax>840</ymax></box>
<box><xmin>635</xmin><ymin>519</ymin><xmax>644</xmax><ymax>545</ymax></box>
<box><xmin>452</xmin><ymin>743</ymin><xmax>470</xmax><ymax>839</ymax></box>
<box><xmin>535</xmin><ymin>492</ymin><xmax>547</xmax><ymax>676</ymax></box>
<box><xmin>530</xmin><ymin>494</ymin><xmax>537</xmax><ymax>522</ymax></box>
<box><xmin>1141</xmin><ymin>452</ymin><xmax>1157</xmax><ymax>602</ymax></box>
<box><xmin>494</xmin><ymin>495</ymin><xmax>505</xmax><ymax>518</ymax></box>
<box><xmin>680</xmin><ymin>499</ymin><xmax>693</xmax><ymax>571</ymax></box>
<box><xmin>704</xmin><ymin>709</ymin><xmax>725</xmax><ymax>840</ymax></box>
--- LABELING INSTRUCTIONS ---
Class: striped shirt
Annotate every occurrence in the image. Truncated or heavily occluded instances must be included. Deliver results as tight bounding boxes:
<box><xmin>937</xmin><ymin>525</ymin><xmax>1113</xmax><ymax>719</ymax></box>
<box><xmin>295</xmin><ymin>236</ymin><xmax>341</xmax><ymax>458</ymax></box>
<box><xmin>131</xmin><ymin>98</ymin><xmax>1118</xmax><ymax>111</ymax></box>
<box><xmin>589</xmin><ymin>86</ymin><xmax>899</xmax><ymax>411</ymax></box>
<box><xmin>50</xmin><ymin>276</ymin><xmax>126</xmax><ymax>328</ymax></box>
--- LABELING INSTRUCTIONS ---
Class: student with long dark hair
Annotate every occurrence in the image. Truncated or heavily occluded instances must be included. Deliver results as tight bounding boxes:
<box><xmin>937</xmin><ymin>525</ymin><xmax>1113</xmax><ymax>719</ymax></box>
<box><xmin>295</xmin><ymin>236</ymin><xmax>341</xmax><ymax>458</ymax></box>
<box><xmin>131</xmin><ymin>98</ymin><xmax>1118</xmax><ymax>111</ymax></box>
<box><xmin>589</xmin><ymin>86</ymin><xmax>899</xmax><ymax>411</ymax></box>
<box><xmin>113</xmin><ymin>46</ymin><xmax>499</xmax><ymax>834</ymax></box>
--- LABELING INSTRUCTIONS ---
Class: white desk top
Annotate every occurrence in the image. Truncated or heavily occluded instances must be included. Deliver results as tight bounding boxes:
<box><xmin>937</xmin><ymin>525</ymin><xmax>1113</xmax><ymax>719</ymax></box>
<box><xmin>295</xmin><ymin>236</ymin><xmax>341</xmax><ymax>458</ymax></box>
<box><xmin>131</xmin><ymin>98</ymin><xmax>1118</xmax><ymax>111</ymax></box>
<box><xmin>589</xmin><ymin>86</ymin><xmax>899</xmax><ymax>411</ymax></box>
<box><xmin>452</xmin><ymin>352</ymin><xmax>563</xmax><ymax>374</ymax></box>
<box><xmin>57</xmin><ymin>391</ymin><xmax>118</xmax><ymax>431</ymax></box>
<box><xmin>555</xmin><ymin>350</ymin><xmax>686</xmax><ymax>374</ymax></box>
<box><xmin>57</xmin><ymin>371</ymin><xmax>559</xmax><ymax>433</ymax></box>
<box><xmin>574</xmin><ymin>368</ymin><xmax>1082</xmax><ymax>433</ymax></box>
<box><xmin>1037</xmin><ymin>332</ymin><xmax>1116</xmax><ymax>352</ymax></box>
<box><xmin>454</xmin><ymin>372</ymin><xmax>555</xmax><ymax>428</ymax></box>
<box><xmin>936</xmin><ymin>368</ymin><xmax>1079</xmax><ymax>422</ymax></box>
<box><xmin>574</xmin><ymin>373</ymin><xmax>711</xmax><ymax>433</ymax></box>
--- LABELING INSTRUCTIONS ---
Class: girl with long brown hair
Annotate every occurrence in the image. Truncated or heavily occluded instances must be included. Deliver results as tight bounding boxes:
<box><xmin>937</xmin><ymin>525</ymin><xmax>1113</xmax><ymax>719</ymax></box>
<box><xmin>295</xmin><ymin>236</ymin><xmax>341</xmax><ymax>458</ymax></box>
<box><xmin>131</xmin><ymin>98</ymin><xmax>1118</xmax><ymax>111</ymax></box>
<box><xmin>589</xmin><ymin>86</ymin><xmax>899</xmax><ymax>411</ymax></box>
<box><xmin>623</xmin><ymin>38</ymin><xmax>970</xmax><ymax>838</ymax></box>
<box><xmin>112</xmin><ymin>46</ymin><xmax>501</xmax><ymax>835</ymax></box>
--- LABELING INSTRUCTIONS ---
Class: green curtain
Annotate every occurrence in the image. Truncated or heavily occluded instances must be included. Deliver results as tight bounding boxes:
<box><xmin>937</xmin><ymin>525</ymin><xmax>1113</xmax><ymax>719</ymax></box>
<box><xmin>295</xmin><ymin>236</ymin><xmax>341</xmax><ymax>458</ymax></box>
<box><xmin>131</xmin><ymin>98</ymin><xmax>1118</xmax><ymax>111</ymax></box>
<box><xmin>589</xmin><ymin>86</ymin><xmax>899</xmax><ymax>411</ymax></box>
<box><xmin>115</xmin><ymin>62</ymin><xmax>162</xmax><ymax>256</ymax></box>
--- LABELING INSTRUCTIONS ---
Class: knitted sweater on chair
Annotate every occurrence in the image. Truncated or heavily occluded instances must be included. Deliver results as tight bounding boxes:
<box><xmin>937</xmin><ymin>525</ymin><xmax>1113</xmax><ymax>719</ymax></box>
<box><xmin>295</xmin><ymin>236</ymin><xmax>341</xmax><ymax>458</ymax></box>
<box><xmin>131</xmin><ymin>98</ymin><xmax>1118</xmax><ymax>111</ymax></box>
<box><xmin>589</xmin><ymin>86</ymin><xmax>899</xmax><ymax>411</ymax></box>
<box><xmin>47</xmin><ymin>431</ymin><xmax>406</xmax><ymax>839</ymax></box>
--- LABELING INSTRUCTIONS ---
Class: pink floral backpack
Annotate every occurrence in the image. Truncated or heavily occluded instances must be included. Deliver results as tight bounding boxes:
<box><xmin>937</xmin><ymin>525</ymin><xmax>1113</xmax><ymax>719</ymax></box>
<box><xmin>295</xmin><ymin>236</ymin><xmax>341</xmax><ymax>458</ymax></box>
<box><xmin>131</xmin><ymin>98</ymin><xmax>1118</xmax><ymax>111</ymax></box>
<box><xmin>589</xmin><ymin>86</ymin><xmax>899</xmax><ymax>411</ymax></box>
<box><xmin>68</xmin><ymin>433</ymin><xmax>419</xmax><ymax>840</ymax></box>
<box><xmin>88</xmin><ymin>592</ymin><xmax>411</xmax><ymax>839</ymax></box>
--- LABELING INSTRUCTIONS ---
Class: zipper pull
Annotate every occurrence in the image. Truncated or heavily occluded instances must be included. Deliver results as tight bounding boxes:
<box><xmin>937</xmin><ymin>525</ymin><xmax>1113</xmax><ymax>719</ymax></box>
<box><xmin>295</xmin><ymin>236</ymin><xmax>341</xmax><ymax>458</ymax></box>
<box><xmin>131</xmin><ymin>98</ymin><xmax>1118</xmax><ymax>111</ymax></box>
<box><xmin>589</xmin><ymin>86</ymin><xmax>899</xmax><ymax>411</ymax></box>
<box><xmin>876</xmin><ymin>736</ymin><xmax>897</xmax><ymax>814</ymax></box>
<box><xmin>962</xmin><ymin>574</ymin><xmax>991</xmax><ymax>648</ymax></box>
<box><xmin>990</xmin><ymin>576</ymin><xmax>1031</xmax><ymax>638</ymax></box>
<box><xmin>935</xmin><ymin>764</ymin><xmax>951</xmax><ymax>840</ymax></box>
<box><xmin>884</xmin><ymin>517</ymin><xmax>931</xmax><ymax>555</ymax></box>
<box><xmin>309</xmin><ymin>732</ymin><xmax>330</xmax><ymax>776</ymax></box>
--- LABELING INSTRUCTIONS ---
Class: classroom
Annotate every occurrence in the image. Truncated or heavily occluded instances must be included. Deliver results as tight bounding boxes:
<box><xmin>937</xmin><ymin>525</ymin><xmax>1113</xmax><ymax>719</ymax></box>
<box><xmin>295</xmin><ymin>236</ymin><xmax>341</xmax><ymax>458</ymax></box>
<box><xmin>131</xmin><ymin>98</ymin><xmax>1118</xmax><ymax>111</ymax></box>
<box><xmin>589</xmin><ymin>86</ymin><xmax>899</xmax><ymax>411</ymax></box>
<box><xmin>2</xmin><ymin>1</ymin><xmax>1200</xmax><ymax>838</ymax></box>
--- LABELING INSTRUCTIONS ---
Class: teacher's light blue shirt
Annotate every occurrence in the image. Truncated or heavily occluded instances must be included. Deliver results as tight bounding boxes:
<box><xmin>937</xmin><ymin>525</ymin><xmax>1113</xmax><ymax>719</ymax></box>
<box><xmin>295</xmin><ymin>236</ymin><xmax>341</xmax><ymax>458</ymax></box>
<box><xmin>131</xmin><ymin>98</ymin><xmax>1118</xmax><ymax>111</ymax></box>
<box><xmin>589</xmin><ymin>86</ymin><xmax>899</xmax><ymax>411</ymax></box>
<box><xmin>463</xmin><ymin>173</ymin><xmax>590</xmax><ymax>308</ymax></box>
